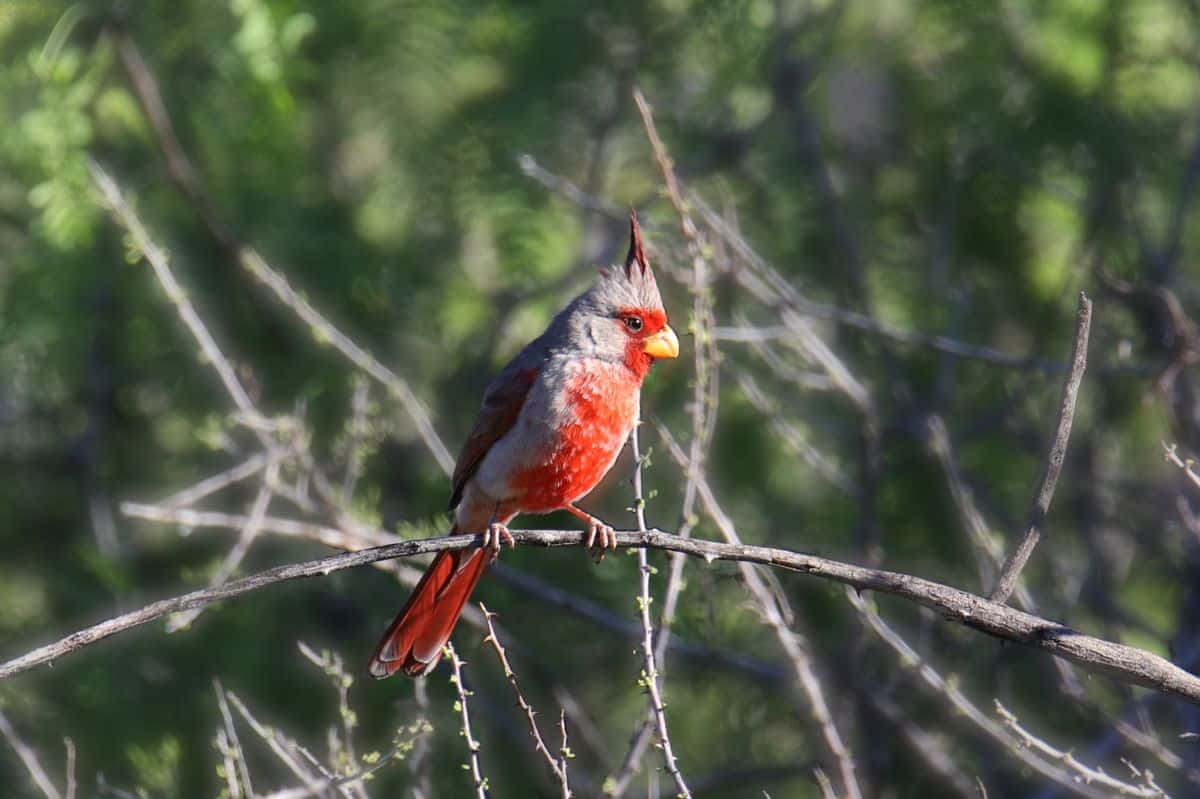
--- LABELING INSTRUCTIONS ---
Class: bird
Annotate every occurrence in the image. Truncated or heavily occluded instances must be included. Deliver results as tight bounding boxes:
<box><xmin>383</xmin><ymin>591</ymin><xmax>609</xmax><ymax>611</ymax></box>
<box><xmin>368</xmin><ymin>212</ymin><xmax>679</xmax><ymax>678</ymax></box>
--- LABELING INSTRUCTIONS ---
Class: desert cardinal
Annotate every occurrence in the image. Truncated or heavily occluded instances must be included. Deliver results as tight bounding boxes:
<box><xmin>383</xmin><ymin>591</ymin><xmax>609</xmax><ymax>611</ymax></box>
<box><xmin>368</xmin><ymin>213</ymin><xmax>679</xmax><ymax>678</ymax></box>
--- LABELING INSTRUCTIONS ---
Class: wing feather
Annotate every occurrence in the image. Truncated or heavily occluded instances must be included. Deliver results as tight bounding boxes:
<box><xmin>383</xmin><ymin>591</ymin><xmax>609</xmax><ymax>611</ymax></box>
<box><xmin>449</xmin><ymin>359</ymin><xmax>540</xmax><ymax>509</ymax></box>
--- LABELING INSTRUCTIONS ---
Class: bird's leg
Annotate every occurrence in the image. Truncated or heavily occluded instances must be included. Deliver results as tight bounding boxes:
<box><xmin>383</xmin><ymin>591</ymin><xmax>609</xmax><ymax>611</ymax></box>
<box><xmin>479</xmin><ymin>503</ymin><xmax>516</xmax><ymax>562</ymax></box>
<box><xmin>565</xmin><ymin>504</ymin><xmax>616</xmax><ymax>563</ymax></box>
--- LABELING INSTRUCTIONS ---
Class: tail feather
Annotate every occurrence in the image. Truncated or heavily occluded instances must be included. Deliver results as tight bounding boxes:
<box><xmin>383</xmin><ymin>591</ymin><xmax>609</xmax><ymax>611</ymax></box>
<box><xmin>368</xmin><ymin>534</ymin><xmax>489</xmax><ymax>678</ymax></box>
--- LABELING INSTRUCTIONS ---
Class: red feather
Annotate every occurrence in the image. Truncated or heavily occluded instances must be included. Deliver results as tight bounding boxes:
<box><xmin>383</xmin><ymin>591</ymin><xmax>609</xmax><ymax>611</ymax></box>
<box><xmin>367</xmin><ymin>533</ymin><xmax>490</xmax><ymax>678</ymax></box>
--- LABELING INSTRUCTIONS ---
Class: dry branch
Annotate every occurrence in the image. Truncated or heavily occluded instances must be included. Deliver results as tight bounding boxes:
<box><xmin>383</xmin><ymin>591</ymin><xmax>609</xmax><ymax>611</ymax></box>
<box><xmin>4</xmin><ymin>527</ymin><xmax>1196</xmax><ymax>705</ymax></box>
<box><xmin>990</xmin><ymin>292</ymin><xmax>1093</xmax><ymax>603</ymax></box>
<box><xmin>657</xmin><ymin>422</ymin><xmax>864</xmax><ymax>799</ymax></box>
<box><xmin>107</xmin><ymin>33</ymin><xmax>456</xmax><ymax>474</ymax></box>
<box><xmin>628</xmin><ymin>426</ymin><xmax>693</xmax><ymax>799</ymax></box>
<box><xmin>446</xmin><ymin>643</ymin><xmax>489</xmax><ymax>799</ymax></box>
<box><xmin>0</xmin><ymin>710</ymin><xmax>65</xmax><ymax>799</ymax></box>
<box><xmin>848</xmin><ymin>589</ymin><xmax>1132</xmax><ymax>799</ymax></box>
<box><xmin>480</xmin><ymin>604</ymin><xmax>571</xmax><ymax>797</ymax></box>
<box><xmin>994</xmin><ymin>701</ymin><xmax>1166</xmax><ymax>797</ymax></box>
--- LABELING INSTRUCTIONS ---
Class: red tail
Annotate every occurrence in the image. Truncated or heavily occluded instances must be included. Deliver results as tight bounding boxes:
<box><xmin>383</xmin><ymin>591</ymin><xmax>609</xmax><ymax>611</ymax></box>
<box><xmin>368</xmin><ymin>534</ymin><xmax>488</xmax><ymax>678</ymax></box>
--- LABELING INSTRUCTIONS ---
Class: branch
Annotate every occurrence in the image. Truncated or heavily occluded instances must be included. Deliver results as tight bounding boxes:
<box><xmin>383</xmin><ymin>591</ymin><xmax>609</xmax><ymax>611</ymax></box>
<box><xmin>1164</xmin><ymin>442</ymin><xmax>1200</xmax><ymax>492</ymax></box>
<box><xmin>609</xmin><ymin>87</ymin><xmax>718</xmax><ymax>799</ymax></box>
<box><xmin>848</xmin><ymin>589</ymin><xmax>1130</xmax><ymax>799</ymax></box>
<box><xmin>88</xmin><ymin>159</ymin><xmax>270</xmax><ymax>444</ymax></box>
<box><xmin>213</xmin><ymin>679</ymin><xmax>254</xmax><ymax>799</ymax></box>
<box><xmin>122</xmin><ymin>500</ymin><xmax>778</xmax><ymax>679</ymax></box>
<box><xmin>446</xmin><ymin>643</ymin><xmax>489</xmax><ymax>799</ymax></box>
<box><xmin>628</xmin><ymin>426</ymin><xmax>692</xmax><ymax>799</ymax></box>
<box><xmin>994</xmin><ymin>701</ymin><xmax>1166</xmax><ymax>797</ymax></box>
<box><xmin>102</xmin><ymin>34</ymin><xmax>456</xmax><ymax>474</ymax></box>
<box><xmin>2</xmin><ymin>529</ymin><xmax>1198</xmax><ymax>705</ymax></box>
<box><xmin>657</xmin><ymin>422</ymin><xmax>863</xmax><ymax>799</ymax></box>
<box><xmin>0</xmin><ymin>710</ymin><xmax>64</xmax><ymax>799</ymax></box>
<box><xmin>479</xmin><ymin>604</ymin><xmax>571</xmax><ymax>797</ymax></box>
<box><xmin>990</xmin><ymin>292</ymin><xmax>1093</xmax><ymax>603</ymax></box>
<box><xmin>237</xmin><ymin>248</ymin><xmax>455</xmax><ymax>474</ymax></box>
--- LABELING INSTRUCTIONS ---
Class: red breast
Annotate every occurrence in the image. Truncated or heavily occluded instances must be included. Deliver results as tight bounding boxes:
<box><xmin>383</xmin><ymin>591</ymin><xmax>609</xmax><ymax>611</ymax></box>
<box><xmin>509</xmin><ymin>361</ymin><xmax>641</xmax><ymax>513</ymax></box>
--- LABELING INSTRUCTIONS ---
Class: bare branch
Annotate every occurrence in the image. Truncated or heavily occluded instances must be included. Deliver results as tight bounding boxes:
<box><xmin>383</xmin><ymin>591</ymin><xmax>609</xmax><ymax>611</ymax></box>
<box><xmin>168</xmin><ymin>461</ymin><xmax>279</xmax><ymax>632</ymax></box>
<box><xmin>62</xmin><ymin>739</ymin><xmax>75</xmax><ymax>799</ymax></box>
<box><xmin>296</xmin><ymin>643</ymin><xmax>360</xmax><ymax>789</ymax></box>
<box><xmin>214</xmin><ymin>679</ymin><xmax>254</xmax><ymax>799</ymax></box>
<box><xmin>628</xmin><ymin>425</ymin><xmax>692</xmax><ymax>799</ymax></box>
<box><xmin>515</xmin><ymin>154</ymin><xmax>624</xmax><ymax>217</ymax></box>
<box><xmin>410</xmin><ymin>678</ymin><xmax>432</xmax><ymax>799</ymax></box>
<box><xmin>657</xmin><ymin>422</ymin><xmax>863</xmax><ymax>799</ymax></box>
<box><xmin>237</xmin><ymin>248</ymin><xmax>455</xmax><ymax>474</ymax></box>
<box><xmin>479</xmin><ymin>604</ymin><xmax>571</xmax><ymax>796</ymax></box>
<box><xmin>88</xmin><ymin>159</ymin><xmax>270</xmax><ymax>444</ymax></box>
<box><xmin>156</xmin><ymin>452</ymin><xmax>271</xmax><ymax>511</ymax></box>
<box><xmin>2</xmin><ymin>528</ymin><xmax>1199</xmax><ymax>704</ymax></box>
<box><xmin>848</xmin><ymin>588</ymin><xmax>1115</xmax><ymax>799</ymax></box>
<box><xmin>100</xmin><ymin>37</ymin><xmax>456</xmax><ymax>472</ymax></box>
<box><xmin>446</xmin><ymin>643</ymin><xmax>489</xmax><ymax>799</ymax></box>
<box><xmin>226</xmin><ymin>690</ymin><xmax>337</xmax><ymax>796</ymax></box>
<box><xmin>990</xmin><ymin>293</ymin><xmax>1093</xmax><ymax>603</ymax></box>
<box><xmin>608</xmin><ymin>85</ymin><xmax>721</xmax><ymax>799</ymax></box>
<box><xmin>865</xmin><ymin>689</ymin><xmax>978</xmax><ymax>799</ymax></box>
<box><xmin>994</xmin><ymin>701</ymin><xmax>1167</xmax><ymax>797</ymax></box>
<box><xmin>0</xmin><ymin>710</ymin><xmax>64</xmax><ymax>799</ymax></box>
<box><xmin>557</xmin><ymin>709</ymin><xmax>571</xmax><ymax>799</ymax></box>
<box><xmin>1164</xmin><ymin>443</ymin><xmax>1200</xmax><ymax>492</ymax></box>
<box><xmin>215</xmin><ymin>727</ymin><xmax>242</xmax><ymax>799</ymax></box>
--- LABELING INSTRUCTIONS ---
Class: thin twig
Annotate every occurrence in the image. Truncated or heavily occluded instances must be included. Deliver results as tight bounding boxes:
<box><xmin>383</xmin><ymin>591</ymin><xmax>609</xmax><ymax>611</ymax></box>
<box><xmin>156</xmin><ymin>452</ymin><xmax>271</xmax><ymax>510</ymax></box>
<box><xmin>0</xmin><ymin>710</ymin><xmax>64</xmax><ymax>799</ymax></box>
<box><xmin>629</xmin><ymin>424</ymin><xmax>693</xmax><ymax>799</ymax></box>
<box><xmin>479</xmin><ymin>603</ymin><xmax>570</xmax><ymax>796</ymax></box>
<box><xmin>515</xmin><ymin>154</ymin><xmax>624</xmax><ymax>217</ymax></box>
<box><xmin>62</xmin><ymin>738</ymin><xmax>75</xmax><ymax>799</ymax></box>
<box><xmin>1164</xmin><ymin>442</ymin><xmax>1200</xmax><ymax>492</ymax></box>
<box><xmin>296</xmin><ymin>643</ymin><xmax>360</xmax><ymax>788</ymax></box>
<box><xmin>168</xmin><ymin>460</ymin><xmax>279</xmax><ymax>632</ymax></box>
<box><xmin>657</xmin><ymin>422</ymin><xmax>863</xmax><ymax>799</ymax></box>
<box><xmin>994</xmin><ymin>701</ymin><xmax>1167</xmax><ymax>797</ymax></box>
<box><xmin>4</xmin><ymin>529</ymin><xmax>1200</xmax><ymax>704</ymax></box>
<box><xmin>215</xmin><ymin>727</ymin><xmax>241</xmax><ymax>799</ymax></box>
<box><xmin>341</xmin><ymin>377</ymin><xmax>371</xmax><ymax>504</ymax></box>
<box><xmin>608</xmin><ymin>85</ymin><xmax>720</xmax><ymax>799</ymax></box>
<box><xmin>410</xmin><ymin>677</ymin><xmax>432</xmax><ymax>799</ymax></box>
<box><xmin>446</xmin><ymin>643</ymin><xmax>489</xmax><ymax>799</ymax></box>
<box><xmin>557</xmin><ymin>709</ymin><xmax>571</xmax><ymax>799</ymax></box>
<box><xmin>238</xmin><ymin>248</ymin><xmax>455</xmax><ymax>474</ymax></box>
<box><xmin>108</xmin><ymin>32</ymin><xmax>454</xmax><ymax>474</ymax></box>
<box><xmin>865</xmin><ymin>689</ymin><xmax>978</xmax><ymax>799</ymax></box>
<box><xmin>214</xmin><ymin>680</ymin><xmax>254</xmax><ymax>799</ymax></box>
<box><xmin>226</xmin><ymin>690</ymin><xmax>339</xmax><ymax>796</ymax></box>
<box><xmin>88</xmin><ymin>159</ymin><xmax>272</xmax><ymax>447</ymax></box>
<box><xmin>848</xmin><ymin>588</ymin><xmax>1113</xmax><ymax>799</ymax></box>
<box><xmin>990</xmin><ymin>293</ymin><xmax>1093</xmax><ymax>603</ymax></box>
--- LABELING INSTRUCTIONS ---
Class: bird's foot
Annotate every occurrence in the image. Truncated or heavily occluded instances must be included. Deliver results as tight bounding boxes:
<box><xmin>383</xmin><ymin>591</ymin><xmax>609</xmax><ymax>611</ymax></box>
<box><xmin>565</xmin><ymin>505</ymin><xmax>618</xmax><ymax>563</ymax></box>
<box><xmin>480</xmin><ymin>522</ymin><xmax>516</xmax><ymax>562</ymax></box>
<box><xmin>584</xmin><ymin>516</ymin><xmax>617</xmax><ymax>564</ymax></box>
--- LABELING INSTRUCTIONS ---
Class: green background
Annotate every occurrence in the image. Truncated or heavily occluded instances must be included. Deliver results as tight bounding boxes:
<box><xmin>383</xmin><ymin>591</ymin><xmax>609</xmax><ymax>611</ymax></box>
<box><xmin>2</xmin><ymin>1</ymin><xmax>1199</xmax><ymax>796</ymax></box>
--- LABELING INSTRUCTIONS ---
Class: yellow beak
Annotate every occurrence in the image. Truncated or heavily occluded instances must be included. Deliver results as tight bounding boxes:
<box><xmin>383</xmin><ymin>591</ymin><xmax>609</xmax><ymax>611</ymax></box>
<box><xmin>643</xmin><ymin>325</ymin><xmax>680</xmax><ymax>360</ymax></box>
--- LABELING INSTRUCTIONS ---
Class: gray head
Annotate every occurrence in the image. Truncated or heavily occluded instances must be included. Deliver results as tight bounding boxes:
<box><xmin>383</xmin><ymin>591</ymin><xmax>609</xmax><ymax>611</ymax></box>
<box><xmin>548</xmin><ymin>212</ymin><xmax>679</xmax><ymax>377</ymax></box>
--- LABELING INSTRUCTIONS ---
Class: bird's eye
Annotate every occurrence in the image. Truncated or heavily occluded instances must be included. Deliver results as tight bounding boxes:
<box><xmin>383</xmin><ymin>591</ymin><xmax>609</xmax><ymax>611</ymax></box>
<box><xmin>622</xmin><ymin>316</ymin><xmax>644</xmax><ymax>332</ymax></box>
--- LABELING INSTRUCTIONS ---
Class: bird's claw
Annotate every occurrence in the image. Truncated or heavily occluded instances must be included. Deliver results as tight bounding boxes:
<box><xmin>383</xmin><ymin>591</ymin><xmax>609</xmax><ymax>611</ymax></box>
<box><xmin>584</xmin><ymin>518</ymin><xmax>617</xmax><ymax>564</ymax></box>
<box><xmin>480</xmin><ymin>522</ymin><xmax>515</xmax><ymax>562</ymax></box>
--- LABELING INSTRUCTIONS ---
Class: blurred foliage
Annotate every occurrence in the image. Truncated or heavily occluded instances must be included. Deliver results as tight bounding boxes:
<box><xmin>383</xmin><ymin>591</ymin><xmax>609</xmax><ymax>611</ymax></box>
<box><xmin>2</xmin><ymin>1</ymin><xmax>1200</xmax><ymax>797</ymax></box>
